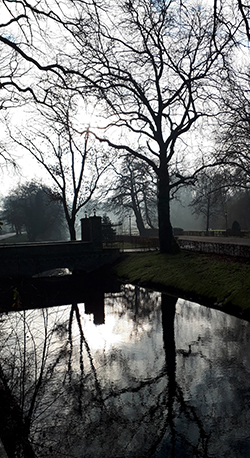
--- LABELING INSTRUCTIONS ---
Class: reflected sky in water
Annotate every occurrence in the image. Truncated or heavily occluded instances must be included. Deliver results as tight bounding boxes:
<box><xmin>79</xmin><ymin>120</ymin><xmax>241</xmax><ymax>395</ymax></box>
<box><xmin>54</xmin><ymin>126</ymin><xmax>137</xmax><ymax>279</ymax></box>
<box><xmin>0</xmin><ymin>285</ymin><xmax>250</xmax><ymax>457</ymax></box>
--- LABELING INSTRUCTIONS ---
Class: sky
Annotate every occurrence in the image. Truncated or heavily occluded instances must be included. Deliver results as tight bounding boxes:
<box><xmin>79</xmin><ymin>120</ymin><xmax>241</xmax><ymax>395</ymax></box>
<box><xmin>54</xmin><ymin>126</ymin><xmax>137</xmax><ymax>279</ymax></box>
<box><xmin>0</xmin><ymin>150</ymin><xmax>50</xmax><ymax>196</ymax></box>
<box><xmin>1</xmin><ymin>0</ymin><xmax>247</xmax><ymax>234</ymax></box>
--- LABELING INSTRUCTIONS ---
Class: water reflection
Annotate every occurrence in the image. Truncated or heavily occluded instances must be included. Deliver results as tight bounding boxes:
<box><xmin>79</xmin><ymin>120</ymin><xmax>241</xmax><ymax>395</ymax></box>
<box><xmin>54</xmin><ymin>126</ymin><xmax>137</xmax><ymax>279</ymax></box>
<box><xmin>0</xmin><ymin>285</ymin><xmax>250</xmax><ymax>457</ymax></box>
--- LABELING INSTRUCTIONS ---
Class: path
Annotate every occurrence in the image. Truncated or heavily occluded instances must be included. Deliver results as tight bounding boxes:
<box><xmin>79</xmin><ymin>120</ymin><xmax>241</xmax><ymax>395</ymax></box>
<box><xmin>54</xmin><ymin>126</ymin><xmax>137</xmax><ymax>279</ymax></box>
<box><xmin>0</xmin><ymin>232</ymin><xmax>16</xmax><ymax>241</ymax></box>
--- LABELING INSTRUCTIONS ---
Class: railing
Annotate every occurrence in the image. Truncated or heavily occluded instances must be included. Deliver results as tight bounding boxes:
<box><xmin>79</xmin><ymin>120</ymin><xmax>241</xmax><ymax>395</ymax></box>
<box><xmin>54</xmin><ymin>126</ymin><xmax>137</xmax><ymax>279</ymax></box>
<box><xmin>114</xmin><ymin>235</ymin><xmax>159</xmax><ymax>250</ymax></box>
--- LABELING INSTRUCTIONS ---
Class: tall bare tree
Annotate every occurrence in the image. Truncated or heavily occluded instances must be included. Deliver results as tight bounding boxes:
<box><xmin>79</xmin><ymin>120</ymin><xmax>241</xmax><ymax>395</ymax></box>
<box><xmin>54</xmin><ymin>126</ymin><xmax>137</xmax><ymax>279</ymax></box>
<box><xmin>0</xmin><ymin>0</ymin><xmax>241</xmax><ymax>251</ymax></box>
<box><xmin>109</xmin><ymin>156</ymin><xmax>157</xmax><ymax>236</ymax></box>
<box><xmin>190</xmin><ymin>170</ymin><xmax>229</xmax><ymax>232</ymax></box>
<box><xmin>7</xmin><ymin>94</ymin><xmax>110</xmax><ymax>240</ymax></box>
<box><xmin>70</xmin><ymin>0</ymin><xmax>238</xmax><ymax>251</ymax></box>
<box><xmin>214</xmin><ymin>67</ymin><xmax>250</xmax><ymax>193</ymax></box>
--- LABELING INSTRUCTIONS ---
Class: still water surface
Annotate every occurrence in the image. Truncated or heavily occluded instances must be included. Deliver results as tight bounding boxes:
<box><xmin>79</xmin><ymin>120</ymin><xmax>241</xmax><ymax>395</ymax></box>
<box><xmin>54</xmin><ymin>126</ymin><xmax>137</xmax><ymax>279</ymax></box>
<box><xmin>0</xmin><ymin>284</ymin><xmax>250</xmax><ymax>457</ymax></box>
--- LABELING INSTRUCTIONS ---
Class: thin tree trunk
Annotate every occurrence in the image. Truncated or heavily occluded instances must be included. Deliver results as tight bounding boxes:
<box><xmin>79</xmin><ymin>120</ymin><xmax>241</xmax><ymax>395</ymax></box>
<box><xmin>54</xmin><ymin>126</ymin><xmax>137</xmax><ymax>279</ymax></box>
<box><xmin>131</xmin><ymin>194</ymin><xmax>146</xmax><ymax>236</ymax></box>
<box><xmin>130</xmin><ymin>176</ymin><xmax>146</xmax><ymax>236</ymax></box>
<box><xmin>64</xmin><ymin>210</ymin><xmax>76</xmax><ymax>241</ymax></box>
<box><xmin>69</xmin><ymin>222</ymin><xmax>76</xmax><ymax>241</ymax></box>
<box><xmin>133</xmin><ymin>206</ymin><xmax>146</xmax><ymax>236</ymax></box>
<box><xmin>206</xmin><ymin>196</ymin><xmax>210</xmax><ymax>234</ymax></box>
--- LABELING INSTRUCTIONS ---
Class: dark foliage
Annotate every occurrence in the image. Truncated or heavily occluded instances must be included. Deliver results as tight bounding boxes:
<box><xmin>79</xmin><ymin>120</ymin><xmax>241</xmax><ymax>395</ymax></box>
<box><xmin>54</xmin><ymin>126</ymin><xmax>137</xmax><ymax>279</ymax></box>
<box><xmin>2</xmin><ymin>181</ymin><xmax>66</xmax><ymax>241</ymax></box>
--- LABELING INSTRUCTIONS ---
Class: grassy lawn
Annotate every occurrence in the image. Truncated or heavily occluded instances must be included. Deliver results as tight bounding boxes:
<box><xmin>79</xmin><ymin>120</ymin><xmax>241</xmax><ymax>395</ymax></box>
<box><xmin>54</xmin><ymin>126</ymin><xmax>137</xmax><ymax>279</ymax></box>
<box><xmin>113</xmin><ymin>250</ymin><xmax>250</xmax><ymax>319</ymax></box>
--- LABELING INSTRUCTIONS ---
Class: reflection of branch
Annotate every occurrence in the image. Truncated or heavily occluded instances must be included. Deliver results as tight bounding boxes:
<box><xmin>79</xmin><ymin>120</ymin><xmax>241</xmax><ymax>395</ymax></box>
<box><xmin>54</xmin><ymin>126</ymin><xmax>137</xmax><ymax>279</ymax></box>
<box><xmin>103</xmin><ymin>366</ymin><xmax>167</xmax><ymax>401</ymax></box>
<box><xmin>23</xmin><ymin>311</ymin><xmax>69</xmax><ymax>427</ymax></box>
<box><xmin>0</xmin><ymin>363</ymin><xmax>35</xmax><ymax>458</ymax></box>
<box><xmin>0</xmin><ymin>309</ymin><xmax>72</xmax><ymax>455</ymax></box>
<box><xmin>25</xmin><ymin>310</ymin><xmax>49</xmax><ymax>433</ymax></box>
<box><xmin>67</xmin><ymin>305</ymin><xmax>74</xmax><ymax>382</ymax></box>
<box><xmin>125</xmin><ymin>374</ymin><xmax>170</xmax><ymax>456</ymax></box>
<box><xmin>175</xmin><ymin>383</ymin><xmax>211</xmax><ymax>456</ymax></box>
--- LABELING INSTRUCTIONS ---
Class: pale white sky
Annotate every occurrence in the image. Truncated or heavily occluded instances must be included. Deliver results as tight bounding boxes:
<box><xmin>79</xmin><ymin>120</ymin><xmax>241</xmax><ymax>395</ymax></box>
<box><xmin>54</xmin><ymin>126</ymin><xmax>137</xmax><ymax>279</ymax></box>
<box><xmin>0</xmin><ymin>147</ymin><xmax>52</xmax><ymax>196</ymax></box>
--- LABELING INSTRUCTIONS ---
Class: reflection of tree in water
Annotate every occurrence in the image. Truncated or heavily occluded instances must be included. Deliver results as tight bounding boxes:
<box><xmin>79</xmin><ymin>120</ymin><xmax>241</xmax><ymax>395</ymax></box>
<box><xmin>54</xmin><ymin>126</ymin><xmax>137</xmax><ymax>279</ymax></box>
<box><xmin>0</xmin><ymin>291</ymin><xmax>164</xmax><ymax>456</ymax></box>
<box><xmin>0</xmin><ymin>292</ymin><xmax>208</xmax><ymax>457</ymax></box>
<box><xmin>109</xmin><ymin>284</ymin><xmax>158</xmax><ymax>319</ymax></box>
<box><xmin>153</xmin><ymin>294</ymin><xmax>210</xmax><ymax>458</ymax></box>
<box><xmin>0</xmin><ymin>287</ymin><xmax>249</xmax><ymax>457</ymax></box>
<box><xmin>68</xmin><ymin>302</ymin><xmax>104</xmax><ymax>410</ymax></box>
<box><xmin>107</xmin><ymin>284</ymin><xmax>161</xmax><ymax>341</ymax></box>
<box><xmin>0</xmin><ymin>308</ymin><xmax>70</xmax><ymax>456</ymax></box>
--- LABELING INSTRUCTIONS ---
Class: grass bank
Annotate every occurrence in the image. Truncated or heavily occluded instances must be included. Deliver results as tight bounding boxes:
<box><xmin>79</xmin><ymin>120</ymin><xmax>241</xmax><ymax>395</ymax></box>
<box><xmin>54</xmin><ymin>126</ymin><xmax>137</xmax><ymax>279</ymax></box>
<box><xmin>0</xmin><ymin>234</ymin><xmax>28</xmax><ymax>244</ymax></box>
<box><xmin>113</xmin><ymin>250</ymin><xmax>250</xmax><ymax>320</ymax></box>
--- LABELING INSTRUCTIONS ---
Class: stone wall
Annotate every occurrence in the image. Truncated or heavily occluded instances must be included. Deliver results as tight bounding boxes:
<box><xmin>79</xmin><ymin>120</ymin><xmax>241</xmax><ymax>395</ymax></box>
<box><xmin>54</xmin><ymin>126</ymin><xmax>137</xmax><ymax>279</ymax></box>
<box><xmin>178</xmin><ymin>239</ymin><xmax>250</xmax><ymax>258</ymax></box>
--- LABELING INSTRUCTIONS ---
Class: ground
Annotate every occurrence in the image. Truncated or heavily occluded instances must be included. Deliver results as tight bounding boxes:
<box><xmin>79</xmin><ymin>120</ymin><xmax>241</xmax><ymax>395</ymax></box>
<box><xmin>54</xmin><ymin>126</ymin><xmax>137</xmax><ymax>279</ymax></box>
<box><xmin>113</xmin><ymin>250</ymin><xmax>250</xmax><ymax>321</ymax></box>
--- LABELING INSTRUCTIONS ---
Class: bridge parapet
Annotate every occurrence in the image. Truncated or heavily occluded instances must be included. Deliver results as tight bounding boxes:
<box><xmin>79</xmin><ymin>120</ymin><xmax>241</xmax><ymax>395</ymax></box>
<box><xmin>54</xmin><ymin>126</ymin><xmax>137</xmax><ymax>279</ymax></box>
<box><xmin>81</xmin><ymin>215</ymin><xmax>102</xmax><ymax>248</ymax></box>
<box><xmin>0</xmin><ymin>240</ymin><xmax>119</xmax><ymax>277</ymax></box>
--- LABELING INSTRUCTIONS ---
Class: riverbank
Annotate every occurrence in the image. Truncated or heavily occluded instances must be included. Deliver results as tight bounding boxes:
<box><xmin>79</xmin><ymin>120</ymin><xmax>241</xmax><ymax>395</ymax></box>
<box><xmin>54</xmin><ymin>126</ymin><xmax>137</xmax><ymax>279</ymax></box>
<box><xmin>113</xmin><ymin>250</ymin><xmax>250</xmax><ymax>320</ymax></box>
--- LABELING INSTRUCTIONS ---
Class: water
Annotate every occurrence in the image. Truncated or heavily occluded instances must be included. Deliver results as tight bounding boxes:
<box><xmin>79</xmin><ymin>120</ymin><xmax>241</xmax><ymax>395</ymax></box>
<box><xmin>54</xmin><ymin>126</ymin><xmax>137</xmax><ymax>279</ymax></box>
<box><xmin>0</xmin><ymin>284</ymin><xmax>250</xmax><ymax>457</ymax></box>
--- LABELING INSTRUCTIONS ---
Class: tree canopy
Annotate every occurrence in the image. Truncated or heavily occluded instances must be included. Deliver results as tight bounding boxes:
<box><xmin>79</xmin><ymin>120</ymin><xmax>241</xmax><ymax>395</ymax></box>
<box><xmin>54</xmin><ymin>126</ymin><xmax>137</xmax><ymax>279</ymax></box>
<box><xmin>0</xmin><ymin>0</ymin><xmax>249</xmax><ymax>249</ymax></box>
<box><xmin>2</xmin><ymin>181</ymin><xmax>66</xmax><ymax>241</ymax></box>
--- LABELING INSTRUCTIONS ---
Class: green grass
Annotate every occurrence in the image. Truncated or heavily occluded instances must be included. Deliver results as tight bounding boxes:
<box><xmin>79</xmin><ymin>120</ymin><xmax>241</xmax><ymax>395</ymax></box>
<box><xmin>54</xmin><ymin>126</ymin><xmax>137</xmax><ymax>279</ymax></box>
<box><xmin>113</xmin><ymin>250</ymin><xmax>250</xmax><ymax>318</ymax></box>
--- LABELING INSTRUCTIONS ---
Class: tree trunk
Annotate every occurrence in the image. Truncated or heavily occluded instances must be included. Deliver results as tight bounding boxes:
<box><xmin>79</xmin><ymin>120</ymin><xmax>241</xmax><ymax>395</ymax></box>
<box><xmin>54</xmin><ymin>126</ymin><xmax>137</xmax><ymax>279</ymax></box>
<box><xmin>206</xmin><ymin>195</ymin><xmax>210</xmax><ymax>234</ymax></box>
<box><xmin>158</xmin><ymin>168</ymin><xmax>174</xmax><ymax>253</ymax></box>
<box><xmin>133</xmin><ymin>207</ymin><xmax>146</xmax><ymax>236</ymax></box>
<box><xmin>68</xmin><ymin>219</ymin><xmax>76</xmax><ymax>241</ymax></box>
<box><xmin>131</xmin><ymin>195</ymin><xmax>146</xmax><ymax>236</ymax></box>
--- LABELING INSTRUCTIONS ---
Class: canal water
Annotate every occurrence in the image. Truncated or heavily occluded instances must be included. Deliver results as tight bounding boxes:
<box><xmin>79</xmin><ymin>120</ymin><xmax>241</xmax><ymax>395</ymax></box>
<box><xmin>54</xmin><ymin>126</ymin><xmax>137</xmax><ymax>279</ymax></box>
<box><xmin>0</xmin><ymin>284</ymin><xmax>250</xmax><ymax>457</ymax></box>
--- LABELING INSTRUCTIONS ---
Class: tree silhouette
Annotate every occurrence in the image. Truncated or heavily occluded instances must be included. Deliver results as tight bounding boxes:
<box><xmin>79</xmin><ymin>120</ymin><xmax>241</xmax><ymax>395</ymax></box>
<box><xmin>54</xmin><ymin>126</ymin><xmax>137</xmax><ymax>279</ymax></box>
<box><xmin>0</xmin><ymin>0</ymin><xmax>240</xmax><ymax>252</ymax></box>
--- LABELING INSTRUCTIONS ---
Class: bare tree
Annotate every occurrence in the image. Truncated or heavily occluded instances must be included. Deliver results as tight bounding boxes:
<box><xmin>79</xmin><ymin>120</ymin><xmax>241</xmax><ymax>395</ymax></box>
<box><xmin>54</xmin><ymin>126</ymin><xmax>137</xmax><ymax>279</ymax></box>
<box><xmin>73</xmin><ymin>1</ymin><xmax>237</xmax><ymax>252</ymax></box>
<box><xmin>0</xmin><ymin>0</ymin><xmax>241</xmax><ymax>251</ymax></box>
<box><xmin>190</xmin><ymin>170</ymin><xmax>228</xmax><ymax>232</ymax></box>
<box><xmin>214</xmin><ymin>67</ymin><xmax>250</xmax><ymax>194</ymax></box>
<box><xmin>7</xmin><ymin>94</ymin><xmax>110</xmax><ymax>240</ymax></box>
<box><xmin>109</xmin><ymin>156</ymin><xmax>157</xmax><ymax>236</ymax></box>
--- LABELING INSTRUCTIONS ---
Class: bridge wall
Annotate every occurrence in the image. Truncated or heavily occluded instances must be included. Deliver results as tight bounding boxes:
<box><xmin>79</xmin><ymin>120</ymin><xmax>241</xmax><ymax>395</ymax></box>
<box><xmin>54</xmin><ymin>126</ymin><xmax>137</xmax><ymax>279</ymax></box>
<box><xmin>0</xmin><ymin>241</ymin><xmax>120</xmax><ymax>277</ymax></box>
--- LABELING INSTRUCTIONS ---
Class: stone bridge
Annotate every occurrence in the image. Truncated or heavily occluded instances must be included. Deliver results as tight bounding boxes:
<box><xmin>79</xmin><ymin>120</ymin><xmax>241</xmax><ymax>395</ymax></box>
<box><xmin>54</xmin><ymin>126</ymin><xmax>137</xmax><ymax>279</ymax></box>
<box><xmin>0</xmin><ymin>216</ymin><xmax>120</xmax><ymax>277</ymax></box>
<box><xmin>0</xmin><ymin>240</ymin><xmax>120</xmax><ymax>277</ymax></box>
